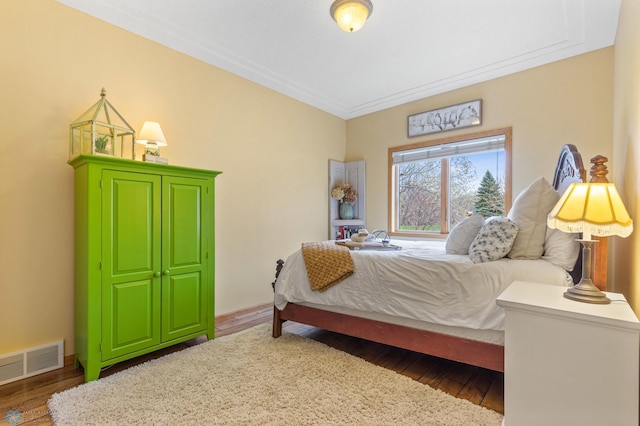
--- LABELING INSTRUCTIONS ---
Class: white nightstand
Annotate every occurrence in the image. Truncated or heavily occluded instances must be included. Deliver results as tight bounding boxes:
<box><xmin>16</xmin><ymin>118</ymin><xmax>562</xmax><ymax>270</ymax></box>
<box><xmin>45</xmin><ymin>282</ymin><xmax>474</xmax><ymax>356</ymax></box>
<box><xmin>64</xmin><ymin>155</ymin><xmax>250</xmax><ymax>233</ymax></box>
<box><xmin>497</xmin><ymin>281</ymin><xmax>640</xmax><ymax>426</ymax></box>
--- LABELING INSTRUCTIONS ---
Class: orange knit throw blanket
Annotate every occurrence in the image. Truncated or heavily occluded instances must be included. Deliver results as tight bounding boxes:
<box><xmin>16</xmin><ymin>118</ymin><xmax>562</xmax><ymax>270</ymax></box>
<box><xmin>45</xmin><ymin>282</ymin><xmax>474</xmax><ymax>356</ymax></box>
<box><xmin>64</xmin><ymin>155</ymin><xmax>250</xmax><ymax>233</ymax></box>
<box><xmin>301</xmin><ymin>241</ymin><xmax>354</xmax><ymax>292</ymax></box>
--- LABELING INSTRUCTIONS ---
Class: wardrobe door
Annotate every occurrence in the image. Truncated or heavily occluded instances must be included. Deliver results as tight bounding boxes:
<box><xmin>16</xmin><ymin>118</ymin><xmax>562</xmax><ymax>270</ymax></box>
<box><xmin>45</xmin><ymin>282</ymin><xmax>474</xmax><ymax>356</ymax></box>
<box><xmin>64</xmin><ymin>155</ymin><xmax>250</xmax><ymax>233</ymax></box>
<box><xmin>161</xmin><ymin>176</ymin><xmax>209</xmax><ymax>341</ymax></box>
<box><xmin>101</xmin><ymin>170</ymin><xmax>162</xmax><ymax>360</ymax></box>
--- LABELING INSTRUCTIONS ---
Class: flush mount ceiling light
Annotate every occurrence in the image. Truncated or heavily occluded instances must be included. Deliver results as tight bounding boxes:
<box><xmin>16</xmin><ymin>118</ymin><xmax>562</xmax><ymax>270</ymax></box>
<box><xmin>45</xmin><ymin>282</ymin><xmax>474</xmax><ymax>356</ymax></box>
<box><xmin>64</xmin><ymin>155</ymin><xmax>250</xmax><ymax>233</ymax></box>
<box><xmin>330</xmin><ymin>0</ymin><xmax>373</xmax><ymax>33</ymax></box>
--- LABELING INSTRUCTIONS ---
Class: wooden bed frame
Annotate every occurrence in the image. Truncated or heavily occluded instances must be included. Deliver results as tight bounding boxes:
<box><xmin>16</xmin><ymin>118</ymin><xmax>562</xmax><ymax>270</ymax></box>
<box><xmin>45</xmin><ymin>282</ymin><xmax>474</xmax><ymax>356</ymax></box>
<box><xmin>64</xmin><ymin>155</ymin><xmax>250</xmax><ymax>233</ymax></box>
<box><xmin>271</xmin><ymin>144</ymin><xmax>608</xmax><ymax>373</ymax></box>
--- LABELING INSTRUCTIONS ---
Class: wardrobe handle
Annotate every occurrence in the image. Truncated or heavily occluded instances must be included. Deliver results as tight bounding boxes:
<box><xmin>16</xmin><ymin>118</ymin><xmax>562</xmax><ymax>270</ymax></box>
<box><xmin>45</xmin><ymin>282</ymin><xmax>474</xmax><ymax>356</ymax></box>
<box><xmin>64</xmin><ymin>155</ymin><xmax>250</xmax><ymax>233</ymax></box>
<box><xmin>154</xmin><ymin>271</ymin><xmax>161</xmax><ymax>277</ymax></box>
<box><xmin>163</xmin><ymin>270</ymin><xmax>170</xmax><ymax>276</ymax></box>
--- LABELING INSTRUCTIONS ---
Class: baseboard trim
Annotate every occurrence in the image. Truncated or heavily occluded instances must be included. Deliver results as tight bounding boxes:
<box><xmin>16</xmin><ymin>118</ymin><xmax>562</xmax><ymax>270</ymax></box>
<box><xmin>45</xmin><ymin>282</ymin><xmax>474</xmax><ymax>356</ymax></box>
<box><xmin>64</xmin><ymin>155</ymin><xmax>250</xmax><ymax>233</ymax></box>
<box><xmin>64</xmin><ymin>354</ymin><xmax>75</xmax><ymax>366</ymax></box>
<box><xmin>214</xmin><ymin>302</ymin><xmax>272</xmax><ymax>323</ymax></box>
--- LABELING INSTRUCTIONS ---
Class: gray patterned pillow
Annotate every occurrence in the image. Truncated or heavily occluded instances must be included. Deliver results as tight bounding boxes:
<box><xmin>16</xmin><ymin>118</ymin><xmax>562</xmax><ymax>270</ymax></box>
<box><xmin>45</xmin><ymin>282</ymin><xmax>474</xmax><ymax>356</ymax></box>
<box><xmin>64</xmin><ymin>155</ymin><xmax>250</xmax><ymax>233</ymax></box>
<box><xmin>469</xmin><ymin>217</ymin><xmax>519</xmax><ymax>264</ymax></box>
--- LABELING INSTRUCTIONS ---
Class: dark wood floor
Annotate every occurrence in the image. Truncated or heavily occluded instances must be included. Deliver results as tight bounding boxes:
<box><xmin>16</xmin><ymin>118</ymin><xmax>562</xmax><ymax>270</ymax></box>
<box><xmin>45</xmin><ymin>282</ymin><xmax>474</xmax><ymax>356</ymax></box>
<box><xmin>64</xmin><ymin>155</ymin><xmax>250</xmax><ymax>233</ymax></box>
<box><xmin>0</xmin><ymin>304</ymin><xmax>503</xmax><ymax>424</ymax></box>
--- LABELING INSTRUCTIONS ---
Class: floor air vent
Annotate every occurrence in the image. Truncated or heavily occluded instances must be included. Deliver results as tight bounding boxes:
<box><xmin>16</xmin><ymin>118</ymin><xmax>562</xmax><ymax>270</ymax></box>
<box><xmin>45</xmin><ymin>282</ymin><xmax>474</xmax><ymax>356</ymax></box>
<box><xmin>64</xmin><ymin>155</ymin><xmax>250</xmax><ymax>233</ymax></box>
<box><xmin>0</xmin><ymin>340</ymin><xmax>63</xmax><ymax>385</ymax></box>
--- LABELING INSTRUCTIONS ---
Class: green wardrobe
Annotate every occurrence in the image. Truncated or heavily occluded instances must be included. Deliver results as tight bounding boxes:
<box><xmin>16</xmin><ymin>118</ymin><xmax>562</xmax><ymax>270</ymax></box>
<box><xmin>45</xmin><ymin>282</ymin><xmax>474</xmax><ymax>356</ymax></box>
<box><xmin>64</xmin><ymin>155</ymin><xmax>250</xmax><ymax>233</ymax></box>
<box><xmin>69</xmin><ymin>155</ymin><xmax>220</xmax><ymax>382</ymax></box>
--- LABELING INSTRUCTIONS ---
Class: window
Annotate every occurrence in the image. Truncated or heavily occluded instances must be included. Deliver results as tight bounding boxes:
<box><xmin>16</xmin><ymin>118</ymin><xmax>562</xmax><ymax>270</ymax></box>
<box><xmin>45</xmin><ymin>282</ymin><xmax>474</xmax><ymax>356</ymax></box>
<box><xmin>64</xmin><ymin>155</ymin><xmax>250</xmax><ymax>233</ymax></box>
<box><xmin>388</xmin><ymin>128</ymin><xmax>512</xmax><ymax>238</ymax></box>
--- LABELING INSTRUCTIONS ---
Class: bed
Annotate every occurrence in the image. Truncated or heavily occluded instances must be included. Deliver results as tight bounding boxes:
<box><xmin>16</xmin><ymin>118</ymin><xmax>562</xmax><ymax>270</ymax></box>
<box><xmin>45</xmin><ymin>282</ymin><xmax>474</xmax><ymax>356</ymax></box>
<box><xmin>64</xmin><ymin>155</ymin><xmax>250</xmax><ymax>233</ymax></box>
<box><xmin>271</xmin><ymin>144</ymin><xmax>608</xmax><ymax>372</ymax></box>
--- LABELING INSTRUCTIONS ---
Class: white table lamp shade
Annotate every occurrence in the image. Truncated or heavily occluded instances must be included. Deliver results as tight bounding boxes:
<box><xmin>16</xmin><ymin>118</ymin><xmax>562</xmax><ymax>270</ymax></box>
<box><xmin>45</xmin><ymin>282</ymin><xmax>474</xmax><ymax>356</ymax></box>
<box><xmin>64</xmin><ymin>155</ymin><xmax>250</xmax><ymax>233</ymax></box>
<box><xmin>136</xmin><ymin>121</ymin><xmax>167</xmax><ymax>147</ymax></box>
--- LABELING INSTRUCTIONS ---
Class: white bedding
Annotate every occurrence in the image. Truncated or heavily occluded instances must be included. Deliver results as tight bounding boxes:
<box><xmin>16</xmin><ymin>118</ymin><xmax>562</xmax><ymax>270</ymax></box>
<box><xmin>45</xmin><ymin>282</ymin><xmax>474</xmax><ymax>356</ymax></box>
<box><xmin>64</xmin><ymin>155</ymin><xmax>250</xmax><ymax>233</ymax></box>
<box><xmin>274</xmin><ymin>240</ymin><xmax>572</xmax><ymax>331</ymax></box>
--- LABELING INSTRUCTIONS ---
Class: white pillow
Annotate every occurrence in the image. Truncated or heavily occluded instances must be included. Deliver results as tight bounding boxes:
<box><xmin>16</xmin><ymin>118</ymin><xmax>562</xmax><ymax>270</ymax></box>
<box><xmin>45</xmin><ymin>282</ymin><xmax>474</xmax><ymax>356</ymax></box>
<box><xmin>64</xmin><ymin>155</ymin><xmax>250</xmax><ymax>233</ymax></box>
<box><xmin>446</xmin><ymin>214</ymin><xmax>484</xmax><ymax>254</ymax></box>
<box><xmin>542</xmin><ymin>227</ymin><xmax>580</xmax><ymax>271</ymax></box>
<box><xmin>469</xmin><ymin>217</ymin><xmax>519</xmax><ymax>264</ymax></box>
<box><xmin>507</xmin><ymin>177</ymin><xmax>559</xmax><ymax>260</ymax></box>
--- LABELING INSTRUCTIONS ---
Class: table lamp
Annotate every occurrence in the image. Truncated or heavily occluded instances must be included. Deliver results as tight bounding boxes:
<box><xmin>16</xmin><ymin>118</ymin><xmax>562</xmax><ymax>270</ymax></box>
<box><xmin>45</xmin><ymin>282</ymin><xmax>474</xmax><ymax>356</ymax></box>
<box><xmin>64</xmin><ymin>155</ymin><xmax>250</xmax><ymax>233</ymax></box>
<box><xmin>547</xmin><ymin>177</ymin><xmax>633</xmax><ymax>304</ymax></box>
<box><xmin>136</xmin><ymin>121</ymin><xmax>168</xmax><ymax>163</ymax></box>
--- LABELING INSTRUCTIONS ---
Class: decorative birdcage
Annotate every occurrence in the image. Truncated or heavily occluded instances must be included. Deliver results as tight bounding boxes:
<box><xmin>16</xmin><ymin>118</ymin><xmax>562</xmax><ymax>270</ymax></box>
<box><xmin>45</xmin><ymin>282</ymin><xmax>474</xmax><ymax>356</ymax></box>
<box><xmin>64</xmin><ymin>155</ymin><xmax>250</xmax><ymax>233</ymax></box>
<box><xmin>69</xmin><ymin>88</ymin><xmax>135</xmax><ymax>160</ymax></box>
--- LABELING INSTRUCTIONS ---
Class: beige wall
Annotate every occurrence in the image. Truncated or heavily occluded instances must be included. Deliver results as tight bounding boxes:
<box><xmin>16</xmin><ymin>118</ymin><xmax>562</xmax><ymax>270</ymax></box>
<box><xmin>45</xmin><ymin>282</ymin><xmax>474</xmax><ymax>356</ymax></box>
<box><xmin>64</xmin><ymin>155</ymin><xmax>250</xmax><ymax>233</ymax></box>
<box><xmin>0</xmin><ymin>0</ymin><xmax>627</xmax><ymax>360</ymax></box>
<box><xmin>613</xmin><ymin>0</ymin><xmax>640</xmax><ymax>310</ymax></box>
<box><xmin>347</xmin><ymin>48</ymin><xmax>614</xmax><ymax>260</ymax></box>
<box><xmin>0</xmin><ymin>0</ymin><xmax>345</xmax><ymax>356</ymax></box>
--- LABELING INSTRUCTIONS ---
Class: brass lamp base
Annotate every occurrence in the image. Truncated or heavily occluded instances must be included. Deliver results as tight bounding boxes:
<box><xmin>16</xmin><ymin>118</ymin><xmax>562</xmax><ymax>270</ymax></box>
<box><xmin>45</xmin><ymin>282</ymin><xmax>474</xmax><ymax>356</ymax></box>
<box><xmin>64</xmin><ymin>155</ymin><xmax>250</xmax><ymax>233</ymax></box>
<box><xmin>564</xmin><ymin>238</ymin><xmax>610</xmax><ymax>304</ymax></box>
<box><xmin>564</xmin><ymin>279</ymin><xmax>611</xmax><ymax>304</ymax></box>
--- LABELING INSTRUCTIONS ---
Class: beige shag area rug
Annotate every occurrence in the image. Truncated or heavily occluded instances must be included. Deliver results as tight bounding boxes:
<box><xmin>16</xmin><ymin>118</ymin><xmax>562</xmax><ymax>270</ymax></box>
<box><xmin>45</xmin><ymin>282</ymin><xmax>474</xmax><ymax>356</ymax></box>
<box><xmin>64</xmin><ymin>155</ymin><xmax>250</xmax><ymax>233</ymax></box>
<box><xmin>48</xmin><ymin>325</ymin><xmax>503</xmax><ymax>425</ymax></box>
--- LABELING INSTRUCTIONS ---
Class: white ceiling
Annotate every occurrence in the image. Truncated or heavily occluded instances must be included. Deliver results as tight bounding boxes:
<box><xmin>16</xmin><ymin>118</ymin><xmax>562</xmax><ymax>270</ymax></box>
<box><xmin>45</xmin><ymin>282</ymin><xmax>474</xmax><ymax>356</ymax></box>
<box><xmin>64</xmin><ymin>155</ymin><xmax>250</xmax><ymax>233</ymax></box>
<box><xmin>56</xmin><ymin>0</ymin><xmax>620</xmax><ymax>119</ymax></box>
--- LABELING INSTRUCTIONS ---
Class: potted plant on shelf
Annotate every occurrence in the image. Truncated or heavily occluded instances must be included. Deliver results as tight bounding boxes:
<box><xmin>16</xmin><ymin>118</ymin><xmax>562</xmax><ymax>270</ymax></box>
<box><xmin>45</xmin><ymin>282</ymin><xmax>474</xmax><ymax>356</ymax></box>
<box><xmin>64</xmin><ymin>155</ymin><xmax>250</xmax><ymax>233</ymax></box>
<box><xmin>331</xmin><ymin>183</ymin><xmax>358</xmax><ymax>220</ymax></box>
<box><xmin>94</xmin><ymin>135</ymin><xmax>110</xmax><ymax>154</ymax></box>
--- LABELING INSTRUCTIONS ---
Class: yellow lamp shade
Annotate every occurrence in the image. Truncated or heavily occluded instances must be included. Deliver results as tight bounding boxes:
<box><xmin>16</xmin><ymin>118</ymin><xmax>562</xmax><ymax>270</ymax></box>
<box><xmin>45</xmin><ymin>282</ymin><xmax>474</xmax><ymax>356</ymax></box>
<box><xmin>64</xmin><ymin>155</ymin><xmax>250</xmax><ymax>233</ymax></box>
<box><xmin>330</xmin><ymin>0</ymin><xmax>373</xmax><ymax>33</ymax></box>
<box><xmin>547</xmin><ymin>182</ymin><xmax>633</xmax><ymax>240</ymax></box>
